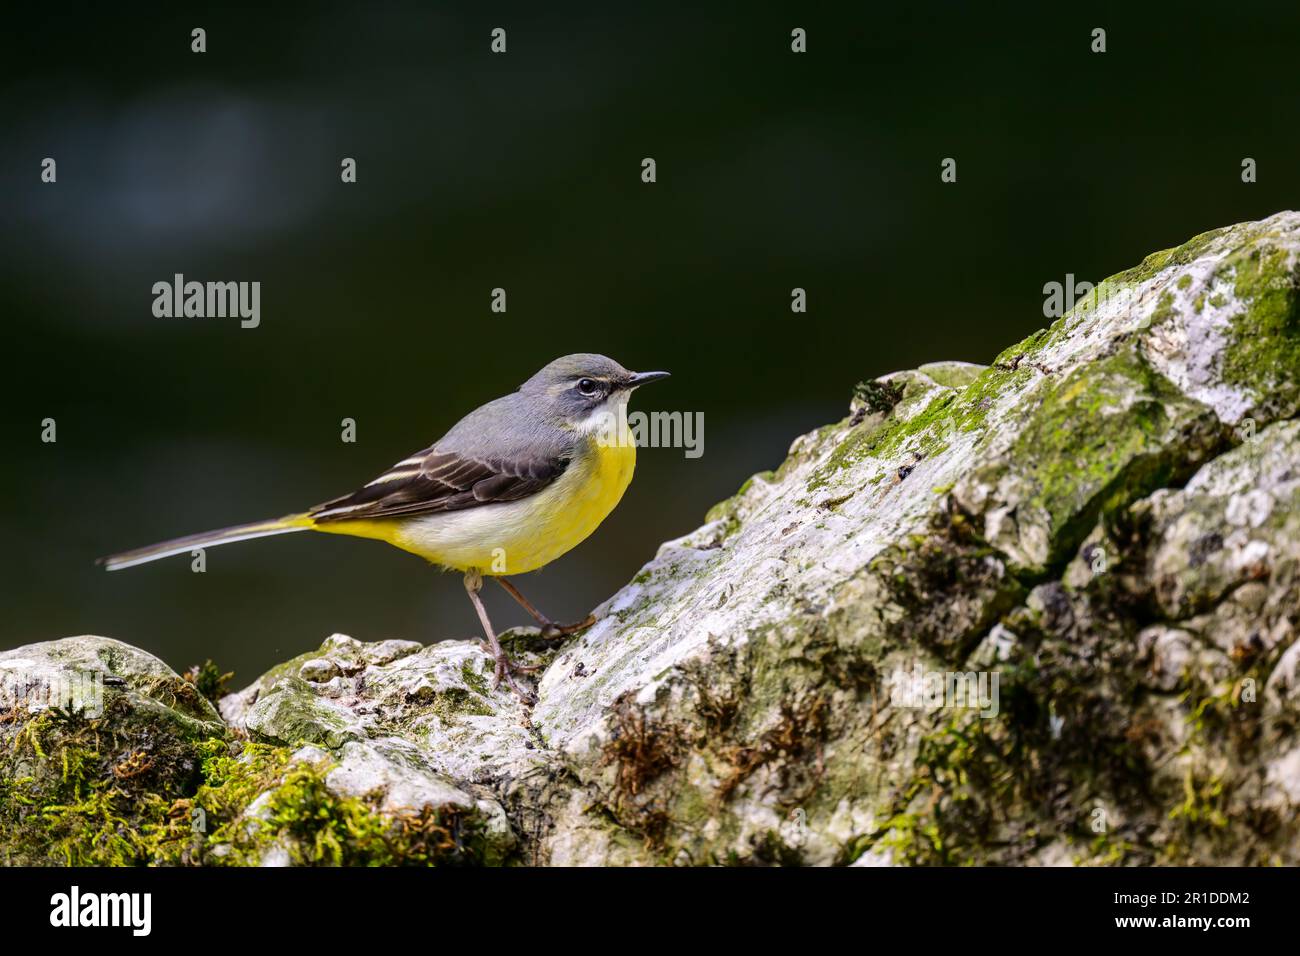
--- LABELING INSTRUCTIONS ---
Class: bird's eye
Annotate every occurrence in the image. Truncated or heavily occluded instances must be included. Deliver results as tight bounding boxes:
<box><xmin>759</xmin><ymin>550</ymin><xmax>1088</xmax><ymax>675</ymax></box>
<box><xmin>577</xmin><ymin>378</ymin><xmax>599</xmax><ymax>396</ymax></box>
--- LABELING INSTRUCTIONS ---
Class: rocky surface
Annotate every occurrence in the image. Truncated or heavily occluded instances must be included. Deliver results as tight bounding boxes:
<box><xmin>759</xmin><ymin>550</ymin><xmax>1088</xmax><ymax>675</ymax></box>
<box><xmin>2</xmin><ymin>212</ymin><xmax>1298</xmax><ymax>865</ymax></box>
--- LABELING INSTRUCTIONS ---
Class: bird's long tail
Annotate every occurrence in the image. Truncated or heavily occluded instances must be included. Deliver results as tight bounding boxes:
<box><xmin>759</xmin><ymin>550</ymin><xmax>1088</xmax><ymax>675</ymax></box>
<box><xmin>97</xmin><ymin>514</ymin><xmax>315</xmax><ymax>571</ymax></box>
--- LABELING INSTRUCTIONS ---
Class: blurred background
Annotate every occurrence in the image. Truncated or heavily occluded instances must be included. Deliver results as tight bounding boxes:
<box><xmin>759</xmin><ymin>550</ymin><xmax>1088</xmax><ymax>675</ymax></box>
<box><xmin>1</xmin><ymin>2</ymin><xmax>1297</xmax><ymax>682</ymax></box>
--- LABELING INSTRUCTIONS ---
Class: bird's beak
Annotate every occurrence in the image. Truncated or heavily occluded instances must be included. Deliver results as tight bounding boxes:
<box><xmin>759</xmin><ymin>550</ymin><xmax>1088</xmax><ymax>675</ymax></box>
<box><xmin>627</xmin><ymin>370</ymin><xmax>671</xmax><ymax>388</ymax></box>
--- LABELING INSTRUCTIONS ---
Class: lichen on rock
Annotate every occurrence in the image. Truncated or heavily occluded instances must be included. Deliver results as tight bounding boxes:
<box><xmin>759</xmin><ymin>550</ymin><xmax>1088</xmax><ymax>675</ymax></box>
<box><xmin>2</xmin><ymin>212</ymin><xmax>1298</xmax><ymax>865</ymax></box>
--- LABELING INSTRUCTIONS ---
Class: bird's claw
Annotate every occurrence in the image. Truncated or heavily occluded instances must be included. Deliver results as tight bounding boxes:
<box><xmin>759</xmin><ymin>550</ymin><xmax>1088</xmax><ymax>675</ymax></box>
<box><xmin>539</xmin><ymin>613</ymin><xmax>597</xmax><ymax>640</ymax></box>
<box><xmin>480</xmin><ymin>641</ymin><xmax>539</xmax><ymax>704</ymax></box>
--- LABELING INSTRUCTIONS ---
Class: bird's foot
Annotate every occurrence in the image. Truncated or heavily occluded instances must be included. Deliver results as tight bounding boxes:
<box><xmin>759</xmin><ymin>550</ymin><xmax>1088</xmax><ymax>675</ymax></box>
<box><xmin>538</xmin><ymin>613</ymin><xmax>597</xmax><ymax>640</ymax></box>
<box><xmin>480</xmin><ymin>641</ymin><xmax>539</xmax><ymax>705</ymax></box>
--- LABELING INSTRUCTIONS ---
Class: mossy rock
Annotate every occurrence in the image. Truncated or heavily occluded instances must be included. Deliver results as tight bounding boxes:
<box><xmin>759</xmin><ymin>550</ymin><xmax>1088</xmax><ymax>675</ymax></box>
<box><xmin>5</xmin><ymin>212</ymin><xmax>1300</xmax><ymax>866</ymax></box>
<box><xmin>0</xmin><ymin>637</ymin><xmax>226</xmax><ymax>865</ymax></box>
<box><xmin>0</xmin><ymin>637</ymin><xmax>516</xmax><ymax>865</ymax></box>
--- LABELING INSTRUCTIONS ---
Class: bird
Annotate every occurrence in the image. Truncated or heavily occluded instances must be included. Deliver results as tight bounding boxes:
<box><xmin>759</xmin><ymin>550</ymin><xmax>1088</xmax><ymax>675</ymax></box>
<box><xmin>99</xmin><ymin>354</ymin><xmax>670</xmax><ymax>703</ymax></box>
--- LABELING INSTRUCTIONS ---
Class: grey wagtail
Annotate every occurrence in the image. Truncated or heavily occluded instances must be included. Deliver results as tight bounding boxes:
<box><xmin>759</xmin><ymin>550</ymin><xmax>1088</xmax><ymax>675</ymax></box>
<box><xmin>100</xmin><ymin>354</ymin><xmax>670</xmax><ymax>703</ymax></box>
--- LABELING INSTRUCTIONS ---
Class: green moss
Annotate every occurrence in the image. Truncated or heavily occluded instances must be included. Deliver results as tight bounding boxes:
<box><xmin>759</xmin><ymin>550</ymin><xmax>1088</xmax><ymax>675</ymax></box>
<box><xmin>209</xmin><ymin>757</ymin><xmax>492</xmax><ymax>866</ymax></box>
<box><xmin>1167</xmin><ymin>769</ymin><xmax>1229</xmax><ymax>830</ymax></box>
<box><xmin>1108</xmin><ymin>225</ymin><xmax>1230</xmax><ymax>287</ymax></box>
<box><xmin>121</xmin><ymin>670</ymin><xmax>224</xmax><ymax>726</ymax></box>
<box><xmin>1084</xmin><ymin>832</ymin><xmax>1135</xmax><ymax>866</ymax></box>
<box><xmin>870</xmin><ymin>714</ymin><xmax>1026</xmax><ymax>866</ymax></box>
<box><xmin>459</xmin><ymin>660</ymin><xmax>490</xmax><ymax>697</ymax></box>
<box><xmin>182</xmin><ymin>659</ymin><xmax>234</xmax><ymax>705</ymax></box>
<box><xmin>871</xmin><ymin>812</ymin><xmax>950</xmax><ymax>866</ymax></box>
<box><xmin>703</xmin><ymin>501</ymin><xmax>743</xmax><ymax>540</ymax></box>
<box><xmin>0</xmin><ymin>695</ymin><xmax>222</xmax><ymax>865</ymax></box>
<box><xmin>847</xmin><ymin>581</ymin><xmax>1187</xmax><ymax>867</ymax></box>
<box><xmin>1150</xmin><ymin>290</ymin><xmax>1177</xmax><ymax>328</ymax></box>
<box><xmin>1219</xmin><ymin>242</ymin><xmax>1300</xmax><ymax>413</ymax></box>
<box><xmin>1001</xmin><ymin>347</ymin><xmax>1221</xmax><ymax>567</ymax></box>
<box><xmin>431</xmin><ymin>689</ymin><xmax>494</xmax><ymax>719</ymax></box>
<box><xmin>917</xmin><ymin>362</ymin><xmax>986</xmax><ymax>389</ymax></box>
<box><xmin>1050</xmin><ymin>223</ymin><xmax>1248</xmax><ymax>342</ymax></box>
<box><xmin>0</xmin><ymin>700</ymin><xmax>501</xmax><ymax>866</ymax></box>
<box><xmin>196</xmin><ymin>739</ymin><xmax>290</xmax><ymax>817</ymax></box>
<box><xmin>806</xmin><ymin>386</ymin><xmax>968</xmax><ymax>492</ymax></box>
<box><xmin>0</xmin><ymin>717</ymin><xmax>285</xmax><ymax>866</ymax></box>
<box><xmin>245</xmin><ymin>677</ymin><xmax>363</xmax><ymax>748</ymax></box>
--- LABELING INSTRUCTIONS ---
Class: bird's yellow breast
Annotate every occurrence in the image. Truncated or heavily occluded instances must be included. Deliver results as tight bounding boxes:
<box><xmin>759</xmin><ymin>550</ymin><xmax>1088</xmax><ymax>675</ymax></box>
<box><xmin>313</xmin><ymin>433</ymin><xmax>636</xmax><ymax>575</ymax></box>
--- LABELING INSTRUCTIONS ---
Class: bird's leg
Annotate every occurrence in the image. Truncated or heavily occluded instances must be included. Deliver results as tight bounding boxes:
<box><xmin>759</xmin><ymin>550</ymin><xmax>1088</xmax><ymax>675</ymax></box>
<box><xmin>495</xmin><ymin>576</ymin><xmax>596</xmax><ymax>638</ymax></box>
<box><xmin>463</xmin><ymin>569</ymin><xmax>537</xmax><ymax>704</ymax></box>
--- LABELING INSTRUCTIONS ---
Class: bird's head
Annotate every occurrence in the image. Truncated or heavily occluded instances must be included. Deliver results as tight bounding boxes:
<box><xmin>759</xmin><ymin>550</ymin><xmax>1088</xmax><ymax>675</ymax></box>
<box><xmin>521</xmin><ymin>353</ymin><xmax>670</xmax><ymax>433</ymax></box>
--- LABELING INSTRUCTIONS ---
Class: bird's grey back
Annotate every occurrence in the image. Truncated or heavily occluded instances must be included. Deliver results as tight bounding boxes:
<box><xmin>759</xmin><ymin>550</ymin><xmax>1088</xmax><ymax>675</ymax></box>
<box><xmin>436</xmin><ymin>389</ymin><xmax>578</xmax><ymax>465</ymax></box>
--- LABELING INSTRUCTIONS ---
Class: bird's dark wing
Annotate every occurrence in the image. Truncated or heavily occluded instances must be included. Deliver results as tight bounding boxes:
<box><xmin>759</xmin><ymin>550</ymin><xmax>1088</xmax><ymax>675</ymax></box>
<box><xmin>310</xmin><ymin>446</ymin><xmax>569</xmax><ymax>522</ymax></box>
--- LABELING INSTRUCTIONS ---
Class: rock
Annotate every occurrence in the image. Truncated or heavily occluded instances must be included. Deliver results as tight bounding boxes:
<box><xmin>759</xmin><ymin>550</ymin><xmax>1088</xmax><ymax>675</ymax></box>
<box><xmin>0</xmin><ymin>637</ymin><xmax>225</xmax><ymax>865</ymax></box>
<box><xmin>297</xmin><ymin>658</ymin><xmax>341</xmax><ymax>683</ymax></box>
<box><xmin>2</xmin><ymin>211</ymin><xmax>1299</xmax><ymax>865</ymax></box>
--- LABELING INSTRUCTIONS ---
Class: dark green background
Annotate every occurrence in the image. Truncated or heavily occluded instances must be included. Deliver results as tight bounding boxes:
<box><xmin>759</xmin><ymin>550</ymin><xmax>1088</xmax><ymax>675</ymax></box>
<box><xmin>2</xmin><ymin>3</ymin><xmax>1296</xmax><ymax>682</ymax></box>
